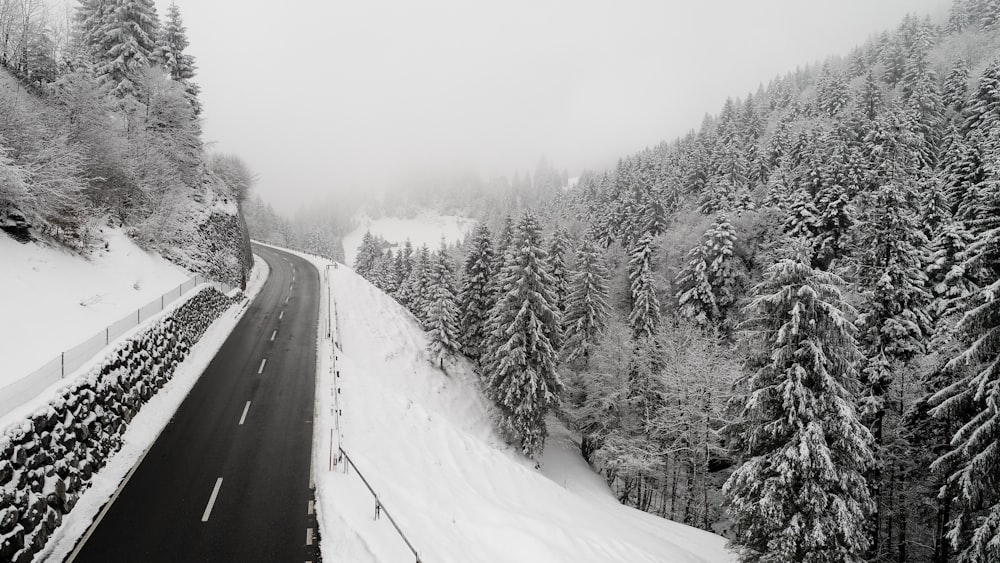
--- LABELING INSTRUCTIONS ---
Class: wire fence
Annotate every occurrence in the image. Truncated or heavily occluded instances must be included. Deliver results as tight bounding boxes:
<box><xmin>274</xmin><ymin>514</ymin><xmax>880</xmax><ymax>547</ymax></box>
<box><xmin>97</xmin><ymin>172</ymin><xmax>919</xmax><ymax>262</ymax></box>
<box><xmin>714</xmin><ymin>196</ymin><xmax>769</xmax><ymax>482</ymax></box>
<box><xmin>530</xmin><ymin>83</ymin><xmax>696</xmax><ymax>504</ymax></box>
<box><xmin>0</xmin><ymin>275</ymin><xmax>236</xmax><ymax>418</ymax></box>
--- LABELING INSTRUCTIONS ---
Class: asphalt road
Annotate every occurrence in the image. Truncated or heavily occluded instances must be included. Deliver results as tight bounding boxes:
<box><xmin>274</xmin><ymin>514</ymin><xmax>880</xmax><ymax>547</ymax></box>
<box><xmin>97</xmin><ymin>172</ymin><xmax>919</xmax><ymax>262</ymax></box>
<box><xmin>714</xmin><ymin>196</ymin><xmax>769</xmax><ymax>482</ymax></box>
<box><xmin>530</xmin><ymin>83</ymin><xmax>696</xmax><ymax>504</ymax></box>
<box><xmin>69</xmin><ymin>244</ymin><xmax>321</xmax><ymax>563</ymax></box>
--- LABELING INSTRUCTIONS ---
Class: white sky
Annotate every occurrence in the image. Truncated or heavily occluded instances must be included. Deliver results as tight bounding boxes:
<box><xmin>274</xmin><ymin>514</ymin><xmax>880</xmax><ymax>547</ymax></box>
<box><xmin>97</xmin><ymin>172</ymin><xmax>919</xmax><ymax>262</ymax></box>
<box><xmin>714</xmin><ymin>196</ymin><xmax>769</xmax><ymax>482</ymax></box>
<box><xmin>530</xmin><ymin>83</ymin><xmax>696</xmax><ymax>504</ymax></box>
<box><xmin>154</xmin><ymin>0</ymin><xmax>950</xmax><ymax>213</ymax></box>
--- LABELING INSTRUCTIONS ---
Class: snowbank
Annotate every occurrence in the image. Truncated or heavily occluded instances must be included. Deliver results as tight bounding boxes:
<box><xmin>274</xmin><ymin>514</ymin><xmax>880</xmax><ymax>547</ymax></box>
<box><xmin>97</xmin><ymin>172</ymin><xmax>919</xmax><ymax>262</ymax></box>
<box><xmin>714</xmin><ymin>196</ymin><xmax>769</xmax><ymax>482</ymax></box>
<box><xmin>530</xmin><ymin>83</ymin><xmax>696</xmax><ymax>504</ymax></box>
<box><xmin>267</xmin><ymin>240</ymin><xmax>735</xmax><ymax>563</ymax></box>
<box><xmin>342</xmin><ymin>212</ymin><xmax>476</xmax><ymax>267</ymax></box>
<box><xmin>0</xmin><ymin>229</ymin><xmax>192</xmax><ymax>386</ymax></box>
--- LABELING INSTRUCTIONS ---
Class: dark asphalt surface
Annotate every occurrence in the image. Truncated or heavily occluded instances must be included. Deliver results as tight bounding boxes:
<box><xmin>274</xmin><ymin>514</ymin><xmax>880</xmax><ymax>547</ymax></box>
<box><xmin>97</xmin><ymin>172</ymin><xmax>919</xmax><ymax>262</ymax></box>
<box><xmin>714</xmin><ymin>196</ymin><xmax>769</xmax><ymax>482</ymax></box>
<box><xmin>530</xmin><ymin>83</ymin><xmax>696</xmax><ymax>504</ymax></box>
<box><xmin>70</xmin><ymin>245</ymin><xmax>321</xmax><ymax>563</ymax></box>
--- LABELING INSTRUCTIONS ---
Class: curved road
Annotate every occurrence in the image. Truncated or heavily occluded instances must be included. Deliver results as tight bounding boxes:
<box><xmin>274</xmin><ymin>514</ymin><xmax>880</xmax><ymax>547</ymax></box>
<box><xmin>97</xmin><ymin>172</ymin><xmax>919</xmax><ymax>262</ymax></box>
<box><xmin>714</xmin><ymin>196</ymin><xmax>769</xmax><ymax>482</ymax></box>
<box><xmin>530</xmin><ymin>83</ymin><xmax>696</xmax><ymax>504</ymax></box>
<box><xmin>70</xmin><ymin>245</ymin><xmax>321</xmax><ymax>562</ymax></box>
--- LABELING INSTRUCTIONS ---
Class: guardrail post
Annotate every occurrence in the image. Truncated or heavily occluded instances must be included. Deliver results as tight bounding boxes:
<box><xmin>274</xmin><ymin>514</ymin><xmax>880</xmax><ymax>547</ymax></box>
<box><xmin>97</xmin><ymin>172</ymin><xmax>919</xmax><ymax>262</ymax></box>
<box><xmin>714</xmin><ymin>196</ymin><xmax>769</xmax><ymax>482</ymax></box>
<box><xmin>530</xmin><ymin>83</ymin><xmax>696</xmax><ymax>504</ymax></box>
<box><xmin>61</xmin><ymin>353</ymin><xmax>64</xmax><ymax>378</ymax></box>
<box><xmin>106</xmin><ymin>327</ymin><xmax>109</xmax><ymax>345</ymax></box>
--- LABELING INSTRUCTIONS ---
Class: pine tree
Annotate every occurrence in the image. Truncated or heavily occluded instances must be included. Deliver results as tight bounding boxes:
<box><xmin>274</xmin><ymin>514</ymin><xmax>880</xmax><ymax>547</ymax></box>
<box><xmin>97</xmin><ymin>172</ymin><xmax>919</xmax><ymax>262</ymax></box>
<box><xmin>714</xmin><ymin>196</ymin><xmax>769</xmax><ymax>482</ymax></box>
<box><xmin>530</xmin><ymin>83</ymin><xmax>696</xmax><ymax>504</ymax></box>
<box><xmin>562</xmin><ymin>238</ymin><xmax>610</xmax><ymax>364</ymax></box>
<box><xmin>724</xmin><ymin>255</ymin><xmax>875</xmax><ymax>563</ymax></box>
<box><xmin>410</xmin><ymin>244</ymin><xmax>433</xmax><ymax>323</ymax></box>
<box><xmin>675</xmin><ymin>217</ymin><xmax>743</xmax><ymax>328</ymax></box>
<box><xmin>77</xmin><ymin>0</ymin><xmax>160</xmax><ymax>99</ymax></box>
<box><xmin>151</xmin><ymin>2</ymin><xmax>200</xmax><ymax>113</ymax></box>
<box><xmin>458</xmin><ymin>223</ymin><xmax>494</xmax><ymax>362</ymax></box>
<box><xmin>929</xmin><ymin>207</ymin><xmax>1000</xmax><ymax>563</ymax></box>
<box><xmin>943</xmin><ymin>59</ymin><xmax>971</xmax><ymax>113</ymax></box>
<box><xmin>927</xmin><ymin>221</ymin><xmax>979</xmax><ymax>322</ymax></box>
<box><xmin>547</xmin><ymin>227</ymin><xmax>571</xmax><ymax>314</ymax></box>
<box><xmin>627</xmin><ymin>231</ymin><xmax>660</xmax><ymax>339</ymax></box>
<box><xmin>374</xmin><ymin>249</ymin><xmax>400</xmax><ymax>294</ymax></box>
<box><xmin>853</xmin><ymin>182</ymin><xmax>933</xmax><ymax>556</ymax></box>
<box><xmin>482</xmin><ymin>211</ymin><xmax>562</xmax><ymax>457</ymax></box>
<box><xmin>426</xmin><ymin>241</ymin><xmax>461</xmax><ymax>368</ymax></box>
<box><xmin>856</xmin><ymin>183</ymin><xmax>932</xmax><ymax>418</ymax></box>
<box><xmin>352</xmin><ymin>231</ymin><xmax>380</xmax><ymax>278</ymax></box>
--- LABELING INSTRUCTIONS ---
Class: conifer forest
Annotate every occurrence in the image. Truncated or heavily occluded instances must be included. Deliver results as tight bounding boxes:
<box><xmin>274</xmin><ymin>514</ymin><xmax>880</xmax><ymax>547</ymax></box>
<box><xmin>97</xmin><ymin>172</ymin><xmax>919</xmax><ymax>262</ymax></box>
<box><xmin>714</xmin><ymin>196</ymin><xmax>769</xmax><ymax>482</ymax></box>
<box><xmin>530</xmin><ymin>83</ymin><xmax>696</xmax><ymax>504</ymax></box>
<box><xmin>350</xmin><ymin>2</ymin><xmax>1000</xmax><ymax>561</ymax></box>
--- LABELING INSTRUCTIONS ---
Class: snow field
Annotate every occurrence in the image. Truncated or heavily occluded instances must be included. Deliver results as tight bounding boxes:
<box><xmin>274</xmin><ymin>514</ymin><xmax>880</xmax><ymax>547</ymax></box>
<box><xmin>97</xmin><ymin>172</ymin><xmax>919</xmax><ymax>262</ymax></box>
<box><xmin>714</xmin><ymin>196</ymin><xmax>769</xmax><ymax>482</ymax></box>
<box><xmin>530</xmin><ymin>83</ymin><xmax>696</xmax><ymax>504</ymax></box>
<box><xmin>0</xmin><ymin>229</ymin><xmax>193</xmax><ymax>386</ymax></box>
<box><xmin>293</xmin><ymin>248</ymin><xmax>735</xmax><ymax>563</ymax></box>
<box><xmin>34</xmin><ymin>257</ymin><xmax>267</xmax><ymax>562</ymax></box>
<box><xmin>342</xmin><ymin>212</ymin><xmax>476</xmax><ymax>267</ymax></box>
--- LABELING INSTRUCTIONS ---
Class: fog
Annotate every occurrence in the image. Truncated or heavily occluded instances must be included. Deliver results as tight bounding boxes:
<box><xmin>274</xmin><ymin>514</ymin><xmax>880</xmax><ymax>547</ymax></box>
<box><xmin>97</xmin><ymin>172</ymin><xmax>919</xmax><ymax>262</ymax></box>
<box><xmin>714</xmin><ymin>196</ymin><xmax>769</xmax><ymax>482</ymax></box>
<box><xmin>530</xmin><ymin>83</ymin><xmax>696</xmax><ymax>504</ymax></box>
<box><xmin>159</xmin><ymin>0</ymin><xmax>950</xmax><ymax>213</ymax></box>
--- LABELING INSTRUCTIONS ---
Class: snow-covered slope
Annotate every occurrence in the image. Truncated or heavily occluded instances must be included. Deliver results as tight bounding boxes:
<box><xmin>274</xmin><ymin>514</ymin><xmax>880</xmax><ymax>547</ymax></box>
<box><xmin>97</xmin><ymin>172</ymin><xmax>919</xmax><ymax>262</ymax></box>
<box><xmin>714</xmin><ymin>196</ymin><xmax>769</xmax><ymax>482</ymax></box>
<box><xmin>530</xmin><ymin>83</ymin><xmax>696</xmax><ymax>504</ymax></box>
<box><xmin>342</xmin><ymin>212</ymin><xmax>476</xmax><ymax>266</ymax></box>
<box><xmin>317</xmin><ymin>263</ymin><xmax>735</xmax><ymax>563</ymax></box>
<box><xmin>0</xmin><ymin>229</ymin><xmax>191</xmax><ymax>386</ymax></box>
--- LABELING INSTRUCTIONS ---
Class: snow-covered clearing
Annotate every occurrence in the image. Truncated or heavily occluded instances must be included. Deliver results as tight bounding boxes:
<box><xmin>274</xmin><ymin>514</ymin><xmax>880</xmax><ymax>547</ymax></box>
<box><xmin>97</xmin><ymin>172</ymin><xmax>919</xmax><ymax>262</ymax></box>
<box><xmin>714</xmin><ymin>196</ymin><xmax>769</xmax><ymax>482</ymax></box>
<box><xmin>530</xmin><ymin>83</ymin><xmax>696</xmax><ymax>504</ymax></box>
<box><xmin>0</xmin><ymin>229</ymin><xmax>192</xmax><ymax>386</ymax></box>
<box><xmin>36</xmin><ymin>256</ymin><xmax>267</xmax><ymax>563</ymax></box>
<box><xmin>279</xmin><ymin>243</ymin><xmax>735</xmax><ymax>563</ymax></box>
<box><xmin>342</xmin><ymin>212</ymin><xmax>476</xmax><ymax>266</ymax></box>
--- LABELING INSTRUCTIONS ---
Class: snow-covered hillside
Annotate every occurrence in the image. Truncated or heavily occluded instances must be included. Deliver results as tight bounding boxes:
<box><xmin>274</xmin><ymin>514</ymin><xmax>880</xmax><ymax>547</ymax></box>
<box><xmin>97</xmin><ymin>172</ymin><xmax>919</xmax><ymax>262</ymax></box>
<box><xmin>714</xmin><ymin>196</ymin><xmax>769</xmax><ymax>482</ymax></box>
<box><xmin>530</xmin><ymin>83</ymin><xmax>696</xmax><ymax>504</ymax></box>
<box><xmin>315</xmin><ymin>262</ymin><xmax>735</xmax><ymax>563</ymax></box>
<box><xmin>0</xmin><ymin>230</ymin><xmax>191</xmax><ymax>386</ymax></box>
<box><xmin>342</xmin><ymin>212</ymin><xmax>476</xmax><ymax>266</ymax></box>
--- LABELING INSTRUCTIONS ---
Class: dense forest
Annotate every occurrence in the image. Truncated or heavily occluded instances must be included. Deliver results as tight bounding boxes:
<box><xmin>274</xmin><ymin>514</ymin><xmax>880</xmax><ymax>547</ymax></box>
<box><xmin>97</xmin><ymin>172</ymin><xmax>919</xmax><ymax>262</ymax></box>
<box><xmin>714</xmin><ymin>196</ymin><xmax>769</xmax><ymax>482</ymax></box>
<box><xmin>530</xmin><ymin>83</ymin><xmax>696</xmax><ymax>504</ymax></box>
<box><xmin>351</xmin><ymin>2</ymin><xmax>1000</xmax><ymax>562</ymax></box>
<box><xmin>0</xmin><ymin>0</ymin><xmax>253</xmax><ymax>284</ymax></box>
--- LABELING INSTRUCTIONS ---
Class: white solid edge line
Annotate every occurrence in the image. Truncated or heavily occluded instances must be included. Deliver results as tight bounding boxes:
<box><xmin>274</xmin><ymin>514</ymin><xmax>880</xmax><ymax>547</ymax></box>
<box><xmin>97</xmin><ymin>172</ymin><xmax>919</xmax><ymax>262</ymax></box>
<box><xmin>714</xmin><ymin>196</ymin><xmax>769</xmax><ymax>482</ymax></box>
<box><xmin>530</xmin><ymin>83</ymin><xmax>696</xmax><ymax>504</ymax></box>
<box><xmin>271</xmin><ymin>330</ymin><xmax>277</xmax><ymax>341</ymax></box>
<box><xmin>258</xmin><ymin>358</ymin><xmax>267</xmax><ymax>374</ymax></box>
<box><xmin>201</xmin><ymin>478</ymin><xmax>224</xmax><ymax>522</ymax></box>
<box><xmin>239</xmin><ymin>401</ymin><xmax>251</xmax><ymax>425</ymax></box>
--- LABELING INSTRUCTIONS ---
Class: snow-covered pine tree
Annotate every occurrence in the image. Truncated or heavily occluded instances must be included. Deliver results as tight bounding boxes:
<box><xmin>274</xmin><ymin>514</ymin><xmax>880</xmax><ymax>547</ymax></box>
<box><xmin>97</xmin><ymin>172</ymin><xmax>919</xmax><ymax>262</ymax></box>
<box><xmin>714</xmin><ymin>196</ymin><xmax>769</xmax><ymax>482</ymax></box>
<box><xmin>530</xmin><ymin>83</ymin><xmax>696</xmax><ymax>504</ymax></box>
<box><xmin>547</xmin><ymin>227</ymin><xmax>571</xmax><ymax>314</ymax></box>
<box><xmin>927</xmin><ymin>220</ymin><xmax>979</xmax><ymax>322</ymax></box>
<box><xmin>929</xmin><ymin>163</ymin><xmax>1000</xmax><ymax>563</ymax></box>
<box><xmin>410</xmin><ymin>244</ymin><xmax>433</xmax><ymax>323</ymax></box>
<box><xmin>426</xmin><ymin>241</ymin><xmax>461</xmax><ymax>368</ymax></box>
<box><xmin>151</xmin><ymin>1</ymin><xmax>200</xmax><ymax>113</ymax></box>
<box><xmin>724</xmin><ymin>255</ymin><xmax>875</xmax><ymax>563</ymax></box>
<box><xmin>562</xmin><ymin>237</ymin><xmax>610</xmax><ymax>364</ymax></box>
<box><xmin>77</xmin><ymin>0</ymin><xmax>160</xmax><ymax>99</ymax></box>
<box><xmin>627</xmin><ymin>231</ymin><xmax>660</xmax><ymax>339</ymax></box>
<box><xmin>492</xmin><ymin>215</ymin><xmax>515</xmax><ymax>282</ymax></box>
<box><xmin>675</xmin><ymin>217</ymin><xmax>742</xmax><ymax>329</ymax></box>
<box><xmin>482</xmin><ymin>211</ymin><xmax>562</xmax><ymax>457</ymax></box>
<box><xmin>376</xmin><ymin>248</ymin><xmax>400</xmax><ymax>294</ymax></box>
<box><xmin>391</xmin><ymin>250</ymin><xmax>406</xmax><ymax>298</ymax></box>
<box><xmin>352</xmin><ymin>231</ymin><xmax>380</xmax><ymax>278</ymax></box>
<box><xmin>458</xmin><ymin>223</ymin><xmax>494</xmax><ymax>362</ymax></box>
<box><xmin>856</xmin><ymin>183</ymin><xmax>932</xmax><ymax>419</ymax></box>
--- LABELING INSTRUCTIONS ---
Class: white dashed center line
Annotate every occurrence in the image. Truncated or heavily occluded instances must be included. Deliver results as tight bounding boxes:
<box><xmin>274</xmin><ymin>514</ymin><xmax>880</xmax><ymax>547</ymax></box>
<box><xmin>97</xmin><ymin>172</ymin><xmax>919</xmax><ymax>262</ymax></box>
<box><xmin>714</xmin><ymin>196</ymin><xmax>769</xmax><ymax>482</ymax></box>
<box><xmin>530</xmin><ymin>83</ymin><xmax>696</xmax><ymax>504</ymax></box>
<box><xmin>201</xmin><ymin>478</ymin><xmax>223</xmax><ymax>522</ymax></box>
<box><xmin>307</xmin><ymin>500</ymin><xmax>313</xmax><ymax>515</ymax></box>
<box><xmin>306</xmin><ymin>528</ymin><xmax>313</xmax><ymax>546</ymax></box>
<box><xmin>279</xmin><ymin>310</ymin><xmax>284</xmax><ymax>320</ymax></box>
<box><xmin>239</xmin><ymin>401</ymin><xmax>251</xmax><ymax>425</ymax></box>
<box><xmin>258</xmin><ymin>358</ymin><xmax>267</xmax><ymax>374</ymax></box>
<box><xmin>271</xmin><ymin>330</ymin><xmax>277</xmax><ymax>341</ymax></box>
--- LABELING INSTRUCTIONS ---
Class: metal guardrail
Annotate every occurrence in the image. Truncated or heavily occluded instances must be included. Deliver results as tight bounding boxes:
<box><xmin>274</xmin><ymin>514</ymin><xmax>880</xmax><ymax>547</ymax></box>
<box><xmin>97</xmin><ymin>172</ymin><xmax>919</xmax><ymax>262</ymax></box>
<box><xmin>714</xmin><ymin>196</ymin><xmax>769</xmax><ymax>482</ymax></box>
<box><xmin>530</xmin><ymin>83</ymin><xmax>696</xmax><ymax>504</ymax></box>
<box><xmin>0</xmin><ymin>275</ymin><xmax>235</xmax><ymax>417</ymax></box>
<box><xmin>338</xmin><ymin>447</ymin><xmax>423</xmax><ymax>563</ymax></box>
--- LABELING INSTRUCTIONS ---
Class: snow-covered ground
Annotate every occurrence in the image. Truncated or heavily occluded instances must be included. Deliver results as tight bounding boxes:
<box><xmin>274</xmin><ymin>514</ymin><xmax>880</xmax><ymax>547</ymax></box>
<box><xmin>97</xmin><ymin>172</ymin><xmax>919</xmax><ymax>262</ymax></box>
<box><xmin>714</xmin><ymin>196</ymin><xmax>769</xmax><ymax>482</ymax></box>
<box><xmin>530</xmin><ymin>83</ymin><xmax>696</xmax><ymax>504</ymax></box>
<box><xmin>342</xmin><ymin>212</ymin><xmax>476</xmax><ymax>266</ymax></box>
<box><xmin>288</xmin><ymin>248</ymin><xmax>735</xmax><ymax>562</ymax></box>
<box><xmin>37</xmin><ymin>257</ymin><xmax>268</xmax><ymax>563</ymax></box>
<box><xmin>0</xmin><ymin>229</ymin><xmax>192</xmax><ymax>386</ymax></box>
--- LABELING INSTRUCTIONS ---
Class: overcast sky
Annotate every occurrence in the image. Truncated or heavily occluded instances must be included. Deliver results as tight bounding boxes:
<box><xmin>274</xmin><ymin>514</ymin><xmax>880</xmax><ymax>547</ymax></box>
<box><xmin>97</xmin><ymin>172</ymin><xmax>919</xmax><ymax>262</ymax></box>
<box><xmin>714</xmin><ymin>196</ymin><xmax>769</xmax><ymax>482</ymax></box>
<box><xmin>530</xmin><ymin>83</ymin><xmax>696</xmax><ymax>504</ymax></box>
<box><xmin>155</xmin><ymin>0</ymin><xmax>950</xmax><ymax>213</ymax></box>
